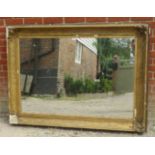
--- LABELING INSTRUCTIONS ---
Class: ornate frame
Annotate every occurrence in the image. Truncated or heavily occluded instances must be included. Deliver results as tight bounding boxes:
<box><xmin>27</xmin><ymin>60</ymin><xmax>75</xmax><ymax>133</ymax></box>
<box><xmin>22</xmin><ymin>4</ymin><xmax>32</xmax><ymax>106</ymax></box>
<box><xmin>7</xmin><ymin>24</ymin><xmax>148</xmax><ymax>132</ymax></box>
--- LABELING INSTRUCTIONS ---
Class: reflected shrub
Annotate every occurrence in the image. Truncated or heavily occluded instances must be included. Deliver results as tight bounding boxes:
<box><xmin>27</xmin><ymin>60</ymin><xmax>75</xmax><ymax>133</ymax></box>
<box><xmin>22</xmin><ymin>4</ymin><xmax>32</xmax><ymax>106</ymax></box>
<box><xmin>64</xmin><ymin>75</ymin><xmax>112</xmax><ymax>95</ymax></box>
<box><xmin>64</xmin><ymin>75</ymin><xmax>74</xmax><ymax>95</ymax></box>
<box><xmin>84</xmin><ymin>78</ymin><xmax>96</xmax><ymax>93</ymax></box>
<box><xmin>99</xmin><ymin>77</ymin><xmax>112</xmax><ymax>92</ymax></box>
<box><xmin>74</xmin><ymin>79</ymin><xmax>85</xmax><ymax>94</ymax></box>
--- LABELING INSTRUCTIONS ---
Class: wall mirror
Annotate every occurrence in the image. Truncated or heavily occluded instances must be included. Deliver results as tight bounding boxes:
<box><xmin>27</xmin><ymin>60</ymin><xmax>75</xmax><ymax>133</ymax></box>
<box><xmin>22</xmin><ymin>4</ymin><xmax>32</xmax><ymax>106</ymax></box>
<box><xmin>7</xmin><ymin>25</ymin><xmax>148</xmax><ymax>132</ymax></box>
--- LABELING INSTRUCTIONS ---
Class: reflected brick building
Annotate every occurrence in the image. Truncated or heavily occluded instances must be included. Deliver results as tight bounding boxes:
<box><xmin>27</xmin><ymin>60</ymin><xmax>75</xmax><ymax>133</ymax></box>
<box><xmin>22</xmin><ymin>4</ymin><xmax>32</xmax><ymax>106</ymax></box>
<box><xmin>20</xmin><ymin>38</ymin><xmax>97</xmax><ymax>94</ymax></box>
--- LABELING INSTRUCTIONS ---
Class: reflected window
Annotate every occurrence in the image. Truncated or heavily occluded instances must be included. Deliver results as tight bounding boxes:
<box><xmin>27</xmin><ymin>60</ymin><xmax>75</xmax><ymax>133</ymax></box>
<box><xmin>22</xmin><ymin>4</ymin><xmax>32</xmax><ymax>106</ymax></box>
<box><xmin>75</xmin><ymin>41</ymin><xmax>83</xmax><ymax>64</ymax></box>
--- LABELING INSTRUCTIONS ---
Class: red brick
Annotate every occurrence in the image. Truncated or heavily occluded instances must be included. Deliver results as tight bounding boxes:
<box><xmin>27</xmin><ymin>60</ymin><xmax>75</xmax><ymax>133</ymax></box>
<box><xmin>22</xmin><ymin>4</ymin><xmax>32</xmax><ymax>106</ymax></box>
<box><xmin>131</xmin><ymin>17</ymin><xmax>153</xmax><ymax>21</ymax></box>
<box><xmin>148</xmin><ymin>72</ymin><xmax>153</xmax><ymax>79</ymax></box>
<box><xmin>148</xmin><ymin>58</ymin><xmax>155</xmax><ymax>65</ymax></box>
<box><xmin>150</xmin><ymin>43</ymin><xmax>155</xmax><ymax>51</ymax></box>
<box><xmin>3</xmin><ymin>65</ymin><xmax>7</xmax><ymax>71</ymax></box>
<box><xmin>108</xmin><ymin>17</ymin><xmax>130</xmax><ymax>22</ymax></box>
<box><xmin>0</xmin><ymin>27</ymin><xmax>5</xmax><ymax>33</ymax></box>
<box><xmin>0</xmin><ymin>46</ymin><xmax>6</xmax><ymax>52</ymax></box>
<box><xmin>86</xmin><ymin>17</ymin><xmax>106</xmax><ymax>22</ymax></box>
<box><xmin>0</xmin><ymin>71</ymin><xmax>7</xmax><ymax>77</ymax></box>
<box><xmin>0</xmin><ymin>59</ymin><xmax>7</xmax><ymax>64</ymax></box>
<box><xmin>150</xmin><ymin>72</ymin><xmax>155</xmax><ymax>79</ymax></box>
<box><xmin>0</xmin><ymin>33</ymin><xmax>6</xmax><ymax>38</ymax></box>
<box><xmin>147</xmin><ymin>22</ymin><xmax>155</xmax><ymax>28</ymax></box>
<box><xmin>148</xmin><ymin>65</ymin><xmax>155</xmax><ymax>71</ymax></box>
<box><xmin>152</xmin><ymin>44</ymin><xmax>155</xmax><ymax>51</ymax></box>
<box><xmin>43</xmin><ymin>17</ymin><xmax>63</xmax><ymax>24</ymax></box>
<box><xmin>150</xmin><ymin>37</ymin><xmax>155</xmax><ymax>44</ymax></box>
<box><xmin>65</xmin><ymin>17</ymin><xmax>85</xmax><ymax>23</ymax></box>
<box><xmin>0</xmin><ymin>79</ymin><xmax>8</xmax><ymax>86</ymax></box>
<box><xmin>0</xmin><ymin>53</ymin><xmax>7</xmax><ymax>59</ymax></box>
<box><xmin>0</xmin><ymin>19</ymin><xmax>4</xmax><ymax>26</ymax></box>
<box><xmin>152</xmin><ymin>59</ymin><xmax>155</xmax><ymax>65</ymax></box>
<box><xmin>148</xmin><ymin>79</ymin><xmax>155</xmax><ymax>85</ymax></box>
<box><xmin>24</xmin><ymin>18</ymin><xmax>43</xmax><ymax>24</ymax></box>
<box><xmin>6</xmin><ymin>18</ymin><xmax>23</xmax><ymax>25</ymax></box>
<box><xmin>0</xmin><ymin>39</ymin><xmax>6</xmax><ymax>46</ymax></box>
<box><xmin>149</xmin><ymin>51</ymin><xmax>155</xmax><ymax>57</ymax></box>
<box><xmin>0</xmin><ymin>66</ymin><xmax>3</xmax><ymax>71</ymax></box>
<box><xmin>0</xmin><ymin>76</ymin><xmax>7</xmax><ymax>81</ymax></box>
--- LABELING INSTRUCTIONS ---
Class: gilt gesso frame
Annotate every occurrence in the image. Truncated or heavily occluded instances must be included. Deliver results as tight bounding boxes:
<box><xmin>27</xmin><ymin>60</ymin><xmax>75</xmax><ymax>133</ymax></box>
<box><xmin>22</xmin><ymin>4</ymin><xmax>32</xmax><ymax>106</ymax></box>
<box><xmin>7</xmin><ymin>24</ymin><xmax>148</xmax><ymax>133</ymax></box>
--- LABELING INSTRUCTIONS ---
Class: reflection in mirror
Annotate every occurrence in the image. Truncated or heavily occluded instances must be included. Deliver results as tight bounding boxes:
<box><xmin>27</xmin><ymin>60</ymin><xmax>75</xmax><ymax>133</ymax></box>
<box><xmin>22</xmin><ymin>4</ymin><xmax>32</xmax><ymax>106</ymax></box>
<box><xmin>20</xmin><ymin>37</ymin><xmax>135</xmax><ymax>119</ymax></box>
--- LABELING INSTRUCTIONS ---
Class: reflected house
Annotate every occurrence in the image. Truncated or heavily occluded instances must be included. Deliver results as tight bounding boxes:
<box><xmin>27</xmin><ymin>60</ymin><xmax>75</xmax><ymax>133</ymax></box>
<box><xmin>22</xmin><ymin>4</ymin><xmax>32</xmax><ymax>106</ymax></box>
<box><xmin>20</xmin><ymin>38</ymin><xmax>98</xmax><ymax>95</ymax></box>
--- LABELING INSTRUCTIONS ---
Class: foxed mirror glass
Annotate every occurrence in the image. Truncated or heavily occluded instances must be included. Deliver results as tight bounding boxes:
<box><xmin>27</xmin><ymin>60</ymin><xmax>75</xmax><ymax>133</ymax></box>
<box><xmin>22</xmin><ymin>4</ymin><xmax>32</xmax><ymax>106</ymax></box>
<box><xmin>20</xmin><ymin>37</ymin><xmax>135</xmax><ymax>119</ymax></box>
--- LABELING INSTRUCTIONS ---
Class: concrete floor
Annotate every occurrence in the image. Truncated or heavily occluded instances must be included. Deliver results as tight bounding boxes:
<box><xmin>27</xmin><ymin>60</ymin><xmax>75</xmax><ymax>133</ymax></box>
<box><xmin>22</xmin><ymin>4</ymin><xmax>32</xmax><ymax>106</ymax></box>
<box><xmin>22</xmin><ymin>92</ymin><xmax>134</xmax><ymax>119</ymax></box>
<box><xmin>0</xmin><ymin>115</ymin><xmax>155</xmax><ymax>136</ymax></box>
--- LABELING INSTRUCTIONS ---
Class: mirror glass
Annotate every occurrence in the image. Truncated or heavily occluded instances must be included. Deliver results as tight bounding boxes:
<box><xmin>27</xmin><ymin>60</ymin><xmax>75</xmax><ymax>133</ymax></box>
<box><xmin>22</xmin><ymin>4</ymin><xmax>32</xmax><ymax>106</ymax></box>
<box><xmin>20</xmin><ymin>37</ymin><xmax>135</xmax><ymax>119</ymax></box>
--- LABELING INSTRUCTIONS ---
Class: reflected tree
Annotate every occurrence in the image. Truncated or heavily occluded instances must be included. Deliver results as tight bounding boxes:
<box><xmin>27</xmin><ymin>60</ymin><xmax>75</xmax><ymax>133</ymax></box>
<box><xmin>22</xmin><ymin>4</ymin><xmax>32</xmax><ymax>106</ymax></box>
<box><xmin>94</xmin><ymin>38</ymin><xmax>131</xmax><ymax>79</ymax></box>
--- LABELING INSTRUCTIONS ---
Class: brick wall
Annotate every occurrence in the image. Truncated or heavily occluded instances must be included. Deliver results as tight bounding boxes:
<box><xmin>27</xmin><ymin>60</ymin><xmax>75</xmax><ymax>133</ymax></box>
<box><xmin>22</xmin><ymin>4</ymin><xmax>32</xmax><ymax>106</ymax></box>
<box><xmin>20</xmin><ymin>38</ymin><xmax>59</xmax><ymax>70</ymax></box>
<box><xmin>0</xmin><ymin>17</ymin><xmax>155</xmax><ymax>130</ymax></box>
<box><xmin>57</xmin><ymin>38</ymin><xmax>97</xmax><ymax>94</ymax></box>
<box><xmin>20</xmin><ymin>38</ymin><xmax>59</xmax><ymax>94</ymax></box>
<box><xmin>59</xmin><ymin>38</ymin><xmax>97</xmax><ymax>79</ymax></box>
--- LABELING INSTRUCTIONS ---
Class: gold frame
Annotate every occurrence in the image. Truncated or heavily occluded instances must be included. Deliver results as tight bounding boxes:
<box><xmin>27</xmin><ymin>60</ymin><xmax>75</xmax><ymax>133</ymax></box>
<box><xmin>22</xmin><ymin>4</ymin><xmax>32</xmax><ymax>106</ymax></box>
<box><xmin>7</xmin><ymin>24</ymin><xmax>148</xmax><ymax>133</ymax></box>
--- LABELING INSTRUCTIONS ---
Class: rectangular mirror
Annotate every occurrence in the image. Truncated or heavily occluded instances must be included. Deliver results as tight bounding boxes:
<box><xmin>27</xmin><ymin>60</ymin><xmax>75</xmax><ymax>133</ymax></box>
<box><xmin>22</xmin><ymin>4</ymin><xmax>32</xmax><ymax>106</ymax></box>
<box><xmin>20</xmin><ymin>37</ymin><xmax>135</xmax><ymax>119</ymax></box>
<box><xmin>7</xmin><ymin>25</ymin><xmax>148</xmax><ymax>132</ymax></box>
